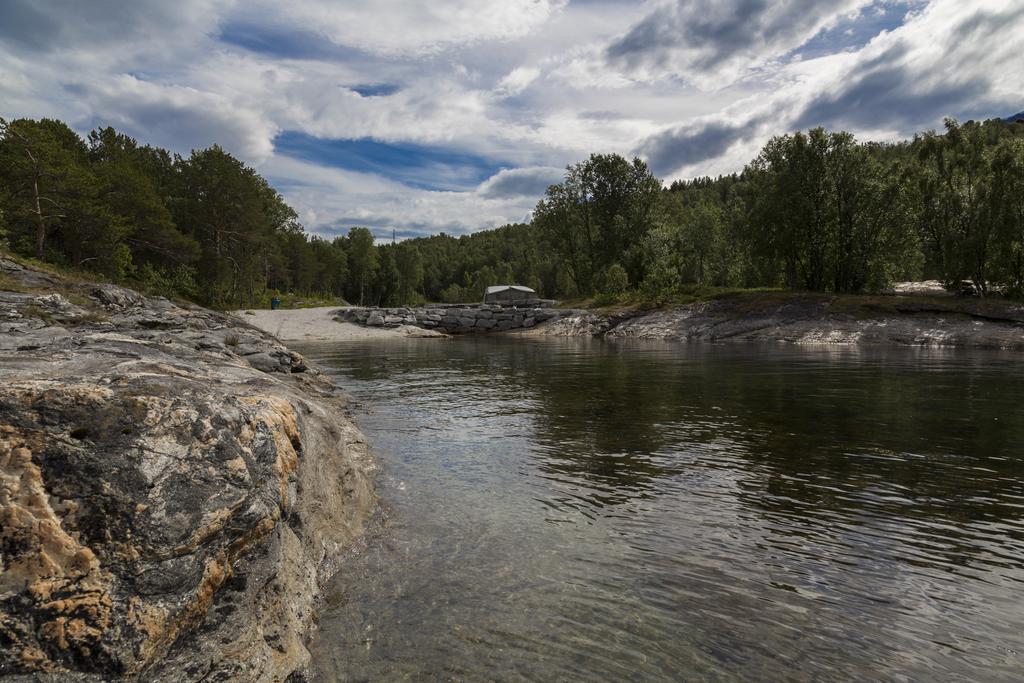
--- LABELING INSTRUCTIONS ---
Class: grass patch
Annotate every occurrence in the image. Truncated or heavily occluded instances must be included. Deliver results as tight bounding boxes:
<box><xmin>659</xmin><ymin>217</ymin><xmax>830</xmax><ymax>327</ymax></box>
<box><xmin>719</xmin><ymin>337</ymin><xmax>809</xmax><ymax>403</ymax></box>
<box><xmin>829</xmin><ymin>292</ymin><xmax>1023</xmax><ymax>321</ymax></box>
<box><xmin>75</xmin><ymin>310</ymin><xmax>111</xmax><ymax>325</ymax></box>
<box><xmin>18</xmin><ymin>304</ymin><xmax>56</xmax><ymax>325</ymax></box>
<box><xmin>560</xmin><ymin>286</ymin><xmax>1024</xmax><ymax>324</ymax></box>
<box><xmin>279</xmin><ymin>296</ymin><xmax>347</xmax><ymax>310</ymax></box>
<box><xmin>1</xmin><ymin>250</ymin><xmax>103</xmax><ymax>286</ymax></box>
<box><xmin>0</xmin><ymin>271</ymin><xmax>32</xmax><ymax>293</ymax></box>
<box><xmin>561</xmin><ymin>286</ymin><xmax>789</xmax><ymax>314</ymax></box>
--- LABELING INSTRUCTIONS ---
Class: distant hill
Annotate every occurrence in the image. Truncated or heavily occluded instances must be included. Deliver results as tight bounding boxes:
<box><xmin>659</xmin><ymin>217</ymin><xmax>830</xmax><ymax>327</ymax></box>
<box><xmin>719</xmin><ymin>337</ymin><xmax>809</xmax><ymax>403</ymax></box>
<box><xmin>1004</xmin><ymin>111</ymin><xmax>1024</xmax><ymax>123</ymax></box>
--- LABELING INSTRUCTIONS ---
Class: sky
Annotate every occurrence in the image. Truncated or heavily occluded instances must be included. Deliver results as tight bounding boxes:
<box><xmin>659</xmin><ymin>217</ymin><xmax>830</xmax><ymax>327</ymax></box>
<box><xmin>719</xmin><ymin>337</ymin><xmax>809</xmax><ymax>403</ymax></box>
<box><xmin>1</xmin><ymin>1</ymin><xmax>1022</xmax><ymax>242</ymax></box>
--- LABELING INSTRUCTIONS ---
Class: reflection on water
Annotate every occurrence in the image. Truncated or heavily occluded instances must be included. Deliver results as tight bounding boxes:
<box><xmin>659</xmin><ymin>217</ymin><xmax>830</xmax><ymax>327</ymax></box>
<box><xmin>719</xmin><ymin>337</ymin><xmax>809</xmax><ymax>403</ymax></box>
<box><xmin>297</xmin><ymin>338</ymin><xmax>1024</xmax><ymax>681</ymax></box>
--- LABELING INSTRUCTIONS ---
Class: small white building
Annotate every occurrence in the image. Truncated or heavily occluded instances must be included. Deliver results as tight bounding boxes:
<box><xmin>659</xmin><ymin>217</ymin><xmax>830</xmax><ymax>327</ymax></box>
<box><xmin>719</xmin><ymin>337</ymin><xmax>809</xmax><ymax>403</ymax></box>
<box><xmin>483</xmin><ymin>285</ymin><xmax>538</xmax><ymax>305</ymax></box>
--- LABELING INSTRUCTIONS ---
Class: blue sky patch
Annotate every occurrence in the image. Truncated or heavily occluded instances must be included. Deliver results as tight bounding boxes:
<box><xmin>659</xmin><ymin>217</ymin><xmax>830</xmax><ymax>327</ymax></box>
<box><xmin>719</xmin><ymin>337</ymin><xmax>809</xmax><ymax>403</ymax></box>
<box><xmin>218</xmin><ymin>21</ymin><xmax>367</xmax><ymax>61</ymax></box>
<box><xmin>793</xmin><ymin>2</ymin><xmax>919</xmax><ymax>60</ymax></box>
<box><xmin>273</xmin><ymin>131</ymin><xmax>507</xmax><ymax>191</ymax></box>
<box><xmin>319</xmin><ymin>222</ymin><xmax>453</xmax><ymax>241</ymax></box>
<box><xmin>349</xmin><ymin>83</ymin><xmax>400</xmax><ymax>97</ymax></box>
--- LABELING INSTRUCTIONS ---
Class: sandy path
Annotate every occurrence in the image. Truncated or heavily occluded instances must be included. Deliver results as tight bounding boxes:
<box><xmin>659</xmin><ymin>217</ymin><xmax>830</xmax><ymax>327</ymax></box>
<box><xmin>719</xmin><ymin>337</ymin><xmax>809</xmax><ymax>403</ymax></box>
<box><xmin>232</xmin><ymin>306</ymin><xmax>444</xmax><ymax>342</ymax></box>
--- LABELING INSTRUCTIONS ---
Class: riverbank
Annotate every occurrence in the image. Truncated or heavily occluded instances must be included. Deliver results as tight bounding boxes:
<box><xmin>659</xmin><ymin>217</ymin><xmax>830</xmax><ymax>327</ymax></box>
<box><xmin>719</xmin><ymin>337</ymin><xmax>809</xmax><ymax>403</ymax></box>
<box><xmin>527</xmin><ymin>292</ymin><xmax>1024</xmax><ymax>349</ymax></box>
<box><xmin>0</xmin><ymin>256</ymin><xmax>376</xmax><ymax>680</ymax></box>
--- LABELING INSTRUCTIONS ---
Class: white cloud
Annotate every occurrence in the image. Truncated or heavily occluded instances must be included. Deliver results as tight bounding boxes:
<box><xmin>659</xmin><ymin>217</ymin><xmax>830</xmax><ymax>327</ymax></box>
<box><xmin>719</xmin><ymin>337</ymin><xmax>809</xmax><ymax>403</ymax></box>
<box><xmin>261</xmin><ymin>156</ymin><xmax>544</xmax><ymax>237</ymax></box>
<box><xmin>1</xmin><ymin>0</ymin><xmax>1021</xmax><ymax>238</ymax></box>
<box><xmin>80</xmin><ymin>75</ymin><xmax>278</xmax><ymax>161</ymax></box>
<box><xmin>477</xmin><ymin>166</ymin><xmax>564</xmax><ymax>198</ymax></box>
<box><xmin>605</xmin><ymin>0</ymin><xmax>875</xmax><ymax>89</ymax></box>
<box><xmin>232</xmin><ymin>0</ymin><xmax>569</xmax><ymax>57</ymax></box>
<box><xmin>637</xmin><ymin>0</ymin><xmax>1024</xmax><ymax>181</ymax></box>
<box><xmin>496</xmin><ymin>66</ymin><xmax>541</xmax><ymax>97</ymax></box>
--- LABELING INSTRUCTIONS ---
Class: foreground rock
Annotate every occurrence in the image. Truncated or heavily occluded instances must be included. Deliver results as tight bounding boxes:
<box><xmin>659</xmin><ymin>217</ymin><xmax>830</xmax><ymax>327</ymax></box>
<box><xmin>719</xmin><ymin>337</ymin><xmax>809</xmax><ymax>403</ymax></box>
<box><xmin>532</xmin><ymin>293</ymin><xmax>1024</xmax><ymax>349</ymax></box>
<box><xmin>0</xmin><ymin>257</ymin><xmax>375</xmax><ymax>680</ymax></box>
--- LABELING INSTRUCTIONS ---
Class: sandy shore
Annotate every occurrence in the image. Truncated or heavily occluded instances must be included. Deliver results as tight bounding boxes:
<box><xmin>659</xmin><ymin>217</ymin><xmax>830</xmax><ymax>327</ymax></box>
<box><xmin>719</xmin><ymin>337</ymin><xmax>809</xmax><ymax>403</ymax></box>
<box><xmin>233</xmin><ymin>306</ymin><xmax>445</xmax><ymax>342</ymax></box>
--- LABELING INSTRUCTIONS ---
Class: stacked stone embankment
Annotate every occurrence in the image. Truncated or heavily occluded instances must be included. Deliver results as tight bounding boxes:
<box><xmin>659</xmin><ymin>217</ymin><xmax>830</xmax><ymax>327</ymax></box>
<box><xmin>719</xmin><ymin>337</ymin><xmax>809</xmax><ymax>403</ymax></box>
<box><xmin>338</xmin><ymin>304</ymin><xmax>579</xmax><ymax>334</ymax></box>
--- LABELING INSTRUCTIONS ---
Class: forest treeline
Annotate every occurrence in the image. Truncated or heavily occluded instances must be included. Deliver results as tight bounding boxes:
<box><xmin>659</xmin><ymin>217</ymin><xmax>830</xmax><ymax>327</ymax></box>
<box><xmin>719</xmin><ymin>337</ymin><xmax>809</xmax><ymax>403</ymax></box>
<box><xmin>1</xmin><ymin>116</ymin><xmax>1022</xmax><ymax>308</ymax></box>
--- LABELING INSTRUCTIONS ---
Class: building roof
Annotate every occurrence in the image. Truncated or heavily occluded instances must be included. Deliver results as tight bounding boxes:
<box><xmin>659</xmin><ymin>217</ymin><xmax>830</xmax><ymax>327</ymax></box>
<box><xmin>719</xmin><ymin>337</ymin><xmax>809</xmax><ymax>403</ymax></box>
<box><xmin>485</xmin><ymin>285</ymin><xmax>536</xmax><ymax>295</ymax></box>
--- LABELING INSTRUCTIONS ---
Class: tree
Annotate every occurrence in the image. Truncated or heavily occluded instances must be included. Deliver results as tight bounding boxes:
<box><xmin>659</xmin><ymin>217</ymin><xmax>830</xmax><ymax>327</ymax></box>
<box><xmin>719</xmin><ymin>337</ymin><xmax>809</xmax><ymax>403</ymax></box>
<box><xmin>534</xmin><ymin>154</ymin><xmax>661</xmax><ymax>294</ymax></box>
<box><xmin>469</xmin><ymin>265</ymin><xmax>496</xmax><ymax>301</ymax></box>
<box><xmin>346</xmin><ymin>227</ymin><xmax>378</xmax><ymax>305</ymax></box>
<box><xmin>913</xmin><ymin>120</ymin><xmax>990</xmax><ymax>292</ymax></box>
<box><xmin>176</xmin><ymin>146</ymin><xmax>277</xmax><ymax>306</ymax></box>
<box><xmin>394</xmin><ymin>243</ymin><xmax>424</xmax><ymax>304</ymax></box>
<box><xmin>372</xmin><ymin>246</ymin><xmax>400</xmax><ymax>306</ymax></box>
<box><xmin>311</xmin><ymin>237</ymin><xmax>347</xmax><ymax>297</ymax></box>
<box><xmin>87</xmin><ymin>127</ymin><xmax>199</xmax><ymax>277</ymax></box>
<box><xmin>746</xmin><ymin>128</ymin><xmax>917</xmax><ymax>293</ymax></box>
<box><xmin>830</xmin><ymin>144</ymin><xmax>919</xmax><ymax>292</ymax></box>
<box><xmin>746</xmin><ymin>130</ymin><xmax>829</xmax><ymax>290</ymax></box>
<box><xmin>0</xmin><ymin>118</ymin><xmax>93</xmax><ymax>261</ymax></box>
<box><xmin>655</xmin><ymin>191</ymin><xmax>731</xmax><ymax>287</ymax></box>
<box><xmin>988</xmin><ymin>136</ymin><xmax>1024</xmax><ymax>294</ymax></box>
<box><xmin>598</xmin><ymin>262</ymin><xmax>628</xmax><ymax>297</ymax></box>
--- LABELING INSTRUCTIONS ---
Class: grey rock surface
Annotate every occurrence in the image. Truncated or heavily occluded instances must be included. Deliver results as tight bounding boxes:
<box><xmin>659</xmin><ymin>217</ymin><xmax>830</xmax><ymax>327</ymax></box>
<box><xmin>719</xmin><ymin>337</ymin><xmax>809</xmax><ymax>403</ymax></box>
<box><xmin>531</xmin><ymin>295</ymin><xmax>1024</xmax><ymax>348</ymax></box>
<box><xmin>0</xmin><ymin>257</ymin><xmax>376</xmax><ymax>681</ymax></box>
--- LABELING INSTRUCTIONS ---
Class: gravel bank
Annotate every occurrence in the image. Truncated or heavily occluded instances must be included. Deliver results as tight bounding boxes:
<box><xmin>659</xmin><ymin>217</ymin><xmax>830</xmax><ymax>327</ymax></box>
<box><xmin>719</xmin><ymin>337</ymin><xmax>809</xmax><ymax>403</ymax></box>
<box><xmin>233</xmin><ymin>306</ymin><xmax>444</xmax><ymax>342</ymax></box>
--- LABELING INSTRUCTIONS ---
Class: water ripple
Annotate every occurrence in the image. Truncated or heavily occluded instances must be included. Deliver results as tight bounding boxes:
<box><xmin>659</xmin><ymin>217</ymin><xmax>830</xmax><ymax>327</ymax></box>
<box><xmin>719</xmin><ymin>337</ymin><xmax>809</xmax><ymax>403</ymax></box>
<box><xmin>298</xmin><ymin>338</ymin><xmax>1024</xmax><ymax>681</ymax></box>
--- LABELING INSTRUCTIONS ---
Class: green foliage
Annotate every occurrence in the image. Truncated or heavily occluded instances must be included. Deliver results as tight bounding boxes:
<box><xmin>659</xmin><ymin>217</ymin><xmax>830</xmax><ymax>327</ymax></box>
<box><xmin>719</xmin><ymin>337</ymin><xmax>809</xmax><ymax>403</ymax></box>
<box><xmin>534</xmin><ymin>154</ymin><xmax>661</xmax><ymax>291</ymax></box>
<box><xmin>134</xmin><ymin>263</ymin><xmax>199</xmax><ymax>299</ymax></box>
<box><xmin>2</xmin><ymin>115</ymin><xmax>1023</xmax><ymax>308</ymax></box>
<box><xmin>0</xmin><ymin>119</ymin><xmax>360</xmax><ymax>308</ymax></box>
<box><xmin>599</xmin><ymin>263</ymin><xmax>629</xmax><ymax>295</ymax></box>
<box><xmin>988</xmin><ymin>136</ymin><xmax>1024</xmax><ymax>295</ymax></box>
<box><xmin>88</xmin><ymin>127</ymin><xmax>200</xmax><ymax>276</ymax></box>
<box><xmin>0</xmin><ymin>118</ymin><xmax>102</xmax><ymax>264</ymax></box>
<box><xmin>394</xmin><ymin>243</ymin><xmax>424</xmax><ymax>304</ymax></box>
<box><xmin>913</xmin><ymin>118</ymin><xmax>1024</xmax><ymax>295</ymax></box>
<box><xmin>744</xmin><ymin>128</ymin><xmax>920</xmax><ymax>293</ymax></box>
<box><xmin>440</xmin><ymin>283</ymin><xmax>466</xmax><ymax>303</ymax></box>
<box><xmin>345</xmin><ymin>227</ymin><xmax>378</xmax><ymax>305</ymax></box>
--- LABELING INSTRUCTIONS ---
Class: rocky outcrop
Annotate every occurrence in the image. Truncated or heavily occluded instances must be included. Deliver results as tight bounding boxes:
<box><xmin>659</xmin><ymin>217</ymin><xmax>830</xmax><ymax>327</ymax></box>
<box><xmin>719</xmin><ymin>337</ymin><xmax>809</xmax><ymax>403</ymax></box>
<box><xmin>528</xmin><ymin>310</ymin><xmax>644</xmax><ymax>338</ymax></box>
<box><xmin>0</xmin><ymin>257</ymin><xmax>375</xmax><ymax>680</ymax></box>
<box><xmin>338</xmin><ymin>304</ymin><xmax>579</xmax><ymax>334</ymax></box>
<box><xmin>530</xmin><ymin>294</ymin><xmax>1024</xmax><ymax>348</ymax></box>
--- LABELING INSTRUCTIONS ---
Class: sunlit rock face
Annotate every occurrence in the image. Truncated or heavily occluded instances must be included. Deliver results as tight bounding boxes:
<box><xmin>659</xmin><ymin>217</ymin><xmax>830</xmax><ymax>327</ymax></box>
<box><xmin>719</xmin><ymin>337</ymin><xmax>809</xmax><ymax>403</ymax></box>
<box><xmin>0</xmin><ymin>257</ymin><xmax>375</xmax><ymax>681</ymax></box>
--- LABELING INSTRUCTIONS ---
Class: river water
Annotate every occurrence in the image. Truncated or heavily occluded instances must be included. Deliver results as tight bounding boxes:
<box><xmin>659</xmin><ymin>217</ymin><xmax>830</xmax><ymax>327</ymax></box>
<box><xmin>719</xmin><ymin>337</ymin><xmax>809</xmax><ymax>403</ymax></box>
<box><xmin>296</xmin><ymin>338</ymin><xmax>1024</xmax><ymax>681</ymax></box>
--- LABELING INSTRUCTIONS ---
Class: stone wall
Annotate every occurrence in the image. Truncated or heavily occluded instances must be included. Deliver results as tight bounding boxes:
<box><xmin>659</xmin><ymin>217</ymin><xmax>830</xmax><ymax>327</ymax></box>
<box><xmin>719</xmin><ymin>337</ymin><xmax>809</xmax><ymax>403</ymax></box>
<box><xmin>337</xmin><ymin>304</ymin><xmax>577</xmax><ymax>334</ymax></box>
